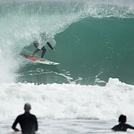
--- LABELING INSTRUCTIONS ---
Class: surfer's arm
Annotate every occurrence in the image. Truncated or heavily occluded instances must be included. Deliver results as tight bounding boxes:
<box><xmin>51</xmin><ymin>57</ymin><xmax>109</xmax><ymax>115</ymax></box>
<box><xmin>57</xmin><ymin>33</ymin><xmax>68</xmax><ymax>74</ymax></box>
<box><xmin>12</xmin><ymin>117</ymin><xmax>20</xmax><ymax>132</ymax></box>
<box><xmin>126</xmin><ymin>124</ymin><xmax>134</xmax><ymax>130</ymax></box>
<box><xmin>47</xmin><ymin>42</ymin><xmax>55</xmax><ymax>51</ymax></box>
<box><xmin>35</xmin><ymin>116</ymin><xmax>38</xmax><ymax>131</ymax></box>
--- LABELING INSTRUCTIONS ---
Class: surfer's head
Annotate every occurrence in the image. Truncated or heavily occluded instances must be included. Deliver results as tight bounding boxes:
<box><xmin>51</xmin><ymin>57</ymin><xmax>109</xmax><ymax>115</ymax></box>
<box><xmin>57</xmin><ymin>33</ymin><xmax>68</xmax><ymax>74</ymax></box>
<box><xmin>118</xmin><ymin>114</ymin><xmax>126</xmax><ymax>123</ymax></box>
<box><xmin>24</xmin><ymin>103</ymin><xmax>31</xmax><ymax>111</ymax></box>
<box><xmin>40</xmin><ymin>32</ymin><xmax>47</xmax><ymax>40</ymax></box>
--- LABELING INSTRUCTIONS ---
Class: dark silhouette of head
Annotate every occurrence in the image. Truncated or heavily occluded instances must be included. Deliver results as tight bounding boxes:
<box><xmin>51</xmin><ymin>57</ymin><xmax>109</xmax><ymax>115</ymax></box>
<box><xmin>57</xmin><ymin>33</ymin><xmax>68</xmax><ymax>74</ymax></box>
<box><xmin>118</xmin><ymin>114</ymin><xmax>127</xmax><ymax>123</ymax></box>
<box><xmin>24</xmin><ymin>103</ymin><xmax>31</xmax><ymax>112</ymax></box>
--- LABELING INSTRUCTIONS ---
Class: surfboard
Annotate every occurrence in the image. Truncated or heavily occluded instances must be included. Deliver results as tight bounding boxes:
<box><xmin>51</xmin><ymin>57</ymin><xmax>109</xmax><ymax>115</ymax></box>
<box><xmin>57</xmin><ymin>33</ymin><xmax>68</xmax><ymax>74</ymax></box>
<box><xmin>21</xmin><ymin>54</ymin><xmax>59</xmax><ymax>65</ymax></box>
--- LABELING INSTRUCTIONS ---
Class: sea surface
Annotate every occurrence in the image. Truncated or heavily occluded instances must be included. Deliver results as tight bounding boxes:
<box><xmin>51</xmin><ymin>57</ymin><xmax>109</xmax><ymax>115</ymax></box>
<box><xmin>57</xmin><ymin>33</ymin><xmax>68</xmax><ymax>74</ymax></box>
<box><xmin>0</xmin><ymin>0</ymin><xmax>134</xmax><ymax>133</ymax></box>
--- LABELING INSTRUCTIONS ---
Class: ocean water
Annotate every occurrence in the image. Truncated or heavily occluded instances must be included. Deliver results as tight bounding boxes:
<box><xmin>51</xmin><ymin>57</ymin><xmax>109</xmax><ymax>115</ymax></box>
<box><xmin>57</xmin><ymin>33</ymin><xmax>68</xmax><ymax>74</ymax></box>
<box><xmin>1</xmin><ymin>119</ymin><xmax>134</xmax><ymax>134</ymax></box>
<box><xmin>1</xmin><ymin>0</ymin><xmax>134</xmax><ymax>133</ymax></box>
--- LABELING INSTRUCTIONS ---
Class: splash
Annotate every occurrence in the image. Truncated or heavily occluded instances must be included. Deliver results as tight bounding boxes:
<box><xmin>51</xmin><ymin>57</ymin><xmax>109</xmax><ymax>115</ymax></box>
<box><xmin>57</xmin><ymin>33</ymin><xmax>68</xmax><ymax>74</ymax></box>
<box><xmin>1</xmin><ymin>78</ymin><xmax>134</xmax><ymax>121</ymax></box>
<box><xmin>0</xmin><ymin>1</ymin><xmax>84</xmax><ymax>82</ymax></box>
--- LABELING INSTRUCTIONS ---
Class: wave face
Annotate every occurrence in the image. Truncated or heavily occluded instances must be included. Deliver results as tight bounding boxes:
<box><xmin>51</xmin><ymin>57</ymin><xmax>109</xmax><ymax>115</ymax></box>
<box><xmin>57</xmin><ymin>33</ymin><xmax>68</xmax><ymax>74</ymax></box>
<box><xmin>0</xmin><ymin>0</ymin><xmax>134</xmax><ymax>84</ymax></box>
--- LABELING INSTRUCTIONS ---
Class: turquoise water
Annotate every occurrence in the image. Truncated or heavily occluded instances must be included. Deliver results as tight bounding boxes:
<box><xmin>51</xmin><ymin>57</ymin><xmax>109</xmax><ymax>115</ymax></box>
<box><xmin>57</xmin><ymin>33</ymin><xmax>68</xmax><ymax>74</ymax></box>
<box><xmin>1</xmin><ymin>2</ymin><xmax>134</xmax><ymax>134</ymax></box>
<box><xmin>0</xmin><ymin>1</ymin><xmax>134</xmax><ymax>85</ymax></box>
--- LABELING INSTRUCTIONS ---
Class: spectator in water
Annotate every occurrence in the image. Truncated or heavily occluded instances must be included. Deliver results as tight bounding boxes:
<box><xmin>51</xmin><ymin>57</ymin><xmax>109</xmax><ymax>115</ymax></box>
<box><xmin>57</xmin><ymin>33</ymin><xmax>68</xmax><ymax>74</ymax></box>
<box><xmin>12</xmin><ymin>103</ymin><xmax>38</xmax><ymax>134</ymax></box>
<box><xmin>112</xmin><ymin>114</ymin><xmax>134</xmax><ymax>131</ymax></box>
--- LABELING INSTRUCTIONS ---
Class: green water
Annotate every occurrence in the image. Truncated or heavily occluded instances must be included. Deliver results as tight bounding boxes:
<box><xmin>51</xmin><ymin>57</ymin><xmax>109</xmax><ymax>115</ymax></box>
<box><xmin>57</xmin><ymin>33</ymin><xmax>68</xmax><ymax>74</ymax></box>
<box><xmin>0</xmin><ymin>1</ymin><xmax>134</xmax><ymax>84</ymax></box>
<box><xmin>18</xmin><ymin>17</ymin><xmax>134</xmax><ymax>85</ymax></box>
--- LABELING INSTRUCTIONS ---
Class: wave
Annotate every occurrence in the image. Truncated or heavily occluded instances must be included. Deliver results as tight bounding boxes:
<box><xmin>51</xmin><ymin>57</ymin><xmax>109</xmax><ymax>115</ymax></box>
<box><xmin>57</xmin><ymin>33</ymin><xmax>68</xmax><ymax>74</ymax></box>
<box><xmin>0</xmin><ymin>1</ymin><xmax>134</xmax><ymax>83</ymax></box>
<box><xmin>0</xmin><ymin>78</ymin><xmax>134</xmax><ymax>121</ymax></box>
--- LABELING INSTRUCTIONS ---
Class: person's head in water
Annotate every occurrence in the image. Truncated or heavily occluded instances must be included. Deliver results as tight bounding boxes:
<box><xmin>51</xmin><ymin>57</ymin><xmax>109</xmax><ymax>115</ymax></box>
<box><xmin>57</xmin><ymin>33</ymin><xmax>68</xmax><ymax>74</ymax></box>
<box><xmin>24</xmin><ymin>103</ymin><xmax>31</xmax><ymax>112</ymax></box>
<box><xmin>118</xmin><ymin>114</ymin><xmax>127</xmax><ymax>123</ymax></box>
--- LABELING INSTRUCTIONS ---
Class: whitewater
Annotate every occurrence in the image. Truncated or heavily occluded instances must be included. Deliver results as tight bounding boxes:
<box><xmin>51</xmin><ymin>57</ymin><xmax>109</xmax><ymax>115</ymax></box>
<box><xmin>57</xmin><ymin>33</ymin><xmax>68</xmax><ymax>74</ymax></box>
<box><xmin>1</xmin><ymin>78</ymin><xmax>134</xmax><ymax>134</ymax></box>
<box><xmin>1</xmin><ymin>0</ymin><xmax>134</xmax><ymax>133</ymax></box>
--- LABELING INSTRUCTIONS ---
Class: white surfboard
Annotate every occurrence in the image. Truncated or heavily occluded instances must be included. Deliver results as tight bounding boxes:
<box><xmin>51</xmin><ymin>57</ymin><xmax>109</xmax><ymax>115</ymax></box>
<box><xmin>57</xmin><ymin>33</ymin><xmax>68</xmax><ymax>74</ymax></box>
<box><xmin>21</xmin><ymin>54</ymin><xmax>59</xmax><ymax>65</ymax></box>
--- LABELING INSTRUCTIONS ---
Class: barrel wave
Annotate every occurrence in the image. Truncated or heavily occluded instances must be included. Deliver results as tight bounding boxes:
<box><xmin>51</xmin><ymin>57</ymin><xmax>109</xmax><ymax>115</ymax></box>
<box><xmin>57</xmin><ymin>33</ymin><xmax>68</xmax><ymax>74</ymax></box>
<box><xmin>0</xmin><ymin>0</ymin><xmax>134</xmax><ymax>85</ymax></box>
<box><xmin>1</xmin><ymin>1</ymin><xmax>134</xmax><ymax>130</ymax></box>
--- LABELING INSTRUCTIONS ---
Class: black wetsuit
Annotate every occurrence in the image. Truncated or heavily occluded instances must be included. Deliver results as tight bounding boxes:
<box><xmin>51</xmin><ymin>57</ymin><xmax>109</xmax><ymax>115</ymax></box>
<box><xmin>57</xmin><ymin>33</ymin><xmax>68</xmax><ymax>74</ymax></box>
<box><xmin>112</xmin><ymin>123</ymin><xmax>134</xmax><ymax>131</ymax></box>
<box><xmin>12</xmin><ymin>112</ymin><xmax>38</xmax><ymax>134</ymax></box>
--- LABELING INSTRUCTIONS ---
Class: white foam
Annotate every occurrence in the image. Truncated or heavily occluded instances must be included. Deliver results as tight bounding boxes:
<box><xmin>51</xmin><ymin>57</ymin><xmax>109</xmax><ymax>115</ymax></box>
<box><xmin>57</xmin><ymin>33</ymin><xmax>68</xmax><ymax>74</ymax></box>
<box><xmin>0</xmin><ymin>78</ymin><xmax>134</xmax><ymax>121</ymax></box>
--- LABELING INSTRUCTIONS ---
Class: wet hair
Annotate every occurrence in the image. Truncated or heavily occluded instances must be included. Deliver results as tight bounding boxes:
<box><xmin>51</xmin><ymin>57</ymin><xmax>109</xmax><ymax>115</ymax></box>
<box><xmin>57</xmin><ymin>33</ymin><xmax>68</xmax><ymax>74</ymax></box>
<box><xmin>118</xmin><ymin>114</ymin><xmax>127</xmax><ymax>123</ymax></box>
<box><xmin>24</xmin><ymin>103</ymin><xmax>31</xmax><ymax>110</ymax></box>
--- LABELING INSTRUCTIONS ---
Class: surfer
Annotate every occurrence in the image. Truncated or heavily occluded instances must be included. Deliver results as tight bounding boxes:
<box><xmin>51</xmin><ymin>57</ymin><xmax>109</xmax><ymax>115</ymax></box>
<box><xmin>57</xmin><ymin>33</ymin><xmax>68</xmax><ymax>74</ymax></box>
<box><xmin>31</xmin><ymin>33</ymin><xmax>55</xmax><ymax>58</ymax></box>
<box><xmin>111</xmin><ymin>114</ymin><xmax>134</xmax><ymax>132</ymax></box>
<box><xmin>12</xmin><ymin>103</ymin><xmax>38</xmax><ymax>134</ymax></box>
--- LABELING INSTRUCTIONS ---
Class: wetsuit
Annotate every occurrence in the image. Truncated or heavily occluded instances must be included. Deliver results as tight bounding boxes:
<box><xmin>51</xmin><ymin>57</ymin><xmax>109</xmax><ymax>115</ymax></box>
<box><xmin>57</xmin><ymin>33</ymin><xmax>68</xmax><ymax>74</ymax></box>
<box><xmin>32</xmin><ymin>41</ymin><xmax>54</xmax><ymax>58</ymax></box>
<box><xmin>12</xmin><ymin>112</ymin><xmax>38</xmax><ymax>134</ymax></box>
<box><xmin>112</xmin><ymin>123</ymin><xmax>134</xmax><ymax>131</ymax></box>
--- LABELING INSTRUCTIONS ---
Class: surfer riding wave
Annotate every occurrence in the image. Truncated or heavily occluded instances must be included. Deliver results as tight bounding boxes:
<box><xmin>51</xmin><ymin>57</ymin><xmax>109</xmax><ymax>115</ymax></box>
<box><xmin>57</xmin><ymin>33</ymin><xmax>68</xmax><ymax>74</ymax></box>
<box><xmin>31</xmin><ymin>33</ymin><xmax>55</xmax><ymax>58</ymax></box>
